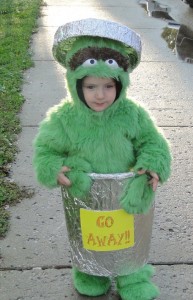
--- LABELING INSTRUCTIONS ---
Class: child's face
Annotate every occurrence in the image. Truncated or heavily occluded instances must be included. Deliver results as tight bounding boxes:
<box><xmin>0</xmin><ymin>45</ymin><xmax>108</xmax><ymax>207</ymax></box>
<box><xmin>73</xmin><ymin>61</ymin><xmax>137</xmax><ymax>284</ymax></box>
<box><xmin>82</xmin><ymin>77</ymin><xmax>117</xmax><ymax>112</ymax></box>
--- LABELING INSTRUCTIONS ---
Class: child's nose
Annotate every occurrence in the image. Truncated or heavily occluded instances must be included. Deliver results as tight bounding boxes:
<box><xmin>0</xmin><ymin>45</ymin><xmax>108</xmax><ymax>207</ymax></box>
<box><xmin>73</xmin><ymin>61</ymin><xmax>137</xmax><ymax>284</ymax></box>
<box><xmin>96</xmin><ymin>87</ymin><xmax>105</xmax><ymax>99</ymax></box>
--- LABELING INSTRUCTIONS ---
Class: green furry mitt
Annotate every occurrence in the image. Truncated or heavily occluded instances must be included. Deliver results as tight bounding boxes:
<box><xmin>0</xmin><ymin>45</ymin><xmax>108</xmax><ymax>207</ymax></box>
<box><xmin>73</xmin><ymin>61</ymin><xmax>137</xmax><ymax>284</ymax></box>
<box><xmin>66</xmin><ymin>170</ymin><xmax>92</xmax><ymax>198</ymax></box>
<box><xmin>64</xmin><ymin>157</ymin><xmax>92</xmax><ymax>198</ymax></box>
<box><xmin>119</xmin><ymin>174</ymin><xmax>155</xmax><ymax>214</ymax></box>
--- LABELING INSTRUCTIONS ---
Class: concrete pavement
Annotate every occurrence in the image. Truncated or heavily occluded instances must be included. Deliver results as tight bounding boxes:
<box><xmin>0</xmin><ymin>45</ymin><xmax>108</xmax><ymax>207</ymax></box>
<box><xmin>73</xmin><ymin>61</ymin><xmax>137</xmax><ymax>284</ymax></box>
<box><xmin>1</xmin><ymin>0</ymin><xmax>193</xmax><ymax>299</ymax></box>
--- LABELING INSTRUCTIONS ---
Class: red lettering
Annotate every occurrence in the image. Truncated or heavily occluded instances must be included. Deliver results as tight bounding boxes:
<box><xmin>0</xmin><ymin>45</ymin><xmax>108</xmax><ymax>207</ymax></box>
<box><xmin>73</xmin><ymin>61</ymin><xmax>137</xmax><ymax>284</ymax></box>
<box><xmin>96</xmin><ymin>216</ymin><xmax>105</xmax><ymax>227</ymax></box>
<box><xmin>96</xmin><ymin>216</ymin><xmax>114</xmax><ymax>228</ymax></box>
<box><xmin>107</xmin><ymin>233</ymin><xmax>117</xmax><ymax>246</ymax></box>
<box><xmin>117</xmin><ymin>233</ymin><xmax>124</xmax><ymax>245</ymax></box>
<box><xmin>105</xmin><ymin>216</ymin><xmax>114</xmax><ymax>228</ymax></box>
<box><xmin>87</xmin><ymin>233</ymin><xmax>96</xmax><ymax>246</ymax></box>
<box><xmin>96</xmin><ymin>236</ymin><xmax>107</xmax><ymax>246</ymax></box>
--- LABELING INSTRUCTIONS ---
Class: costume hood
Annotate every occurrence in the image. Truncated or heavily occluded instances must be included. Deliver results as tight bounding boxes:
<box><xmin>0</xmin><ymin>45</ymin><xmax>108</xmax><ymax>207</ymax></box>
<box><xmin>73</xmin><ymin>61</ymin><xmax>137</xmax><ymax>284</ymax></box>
<box><xmin>52</xmin><ymin>18</ymin><xmax>142</xmax><ymax>110</ymax></box>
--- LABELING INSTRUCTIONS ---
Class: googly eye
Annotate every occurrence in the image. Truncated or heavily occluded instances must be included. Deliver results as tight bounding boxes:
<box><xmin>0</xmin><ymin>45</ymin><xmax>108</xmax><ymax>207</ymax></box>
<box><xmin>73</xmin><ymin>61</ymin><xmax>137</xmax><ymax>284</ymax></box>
<box><xmin>82</xmin><ymin>58</ymin><xmax>98</xmax><ymax>66</ymax></box>
<box><xmin>105</xmin><ymin>59</ymin><xmax>119</xmax><ymax>68</ymax></box>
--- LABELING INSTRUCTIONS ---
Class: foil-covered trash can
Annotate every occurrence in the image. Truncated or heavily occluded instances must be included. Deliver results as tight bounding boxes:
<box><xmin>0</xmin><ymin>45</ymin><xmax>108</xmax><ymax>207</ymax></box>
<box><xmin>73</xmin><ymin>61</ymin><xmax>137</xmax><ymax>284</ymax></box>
<box><xmin>61</xmin><ymin>173</ymin><xmax>154</xmax><ymax>277</ymax></box>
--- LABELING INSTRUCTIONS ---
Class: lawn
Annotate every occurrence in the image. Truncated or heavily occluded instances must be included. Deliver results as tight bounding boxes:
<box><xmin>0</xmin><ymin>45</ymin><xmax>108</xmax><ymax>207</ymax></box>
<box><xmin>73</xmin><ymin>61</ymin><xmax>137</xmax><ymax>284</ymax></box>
<box><xmin>0</xmin><ymin>0</ymin><xmax>42</xmax><ymax>237</ymax></box>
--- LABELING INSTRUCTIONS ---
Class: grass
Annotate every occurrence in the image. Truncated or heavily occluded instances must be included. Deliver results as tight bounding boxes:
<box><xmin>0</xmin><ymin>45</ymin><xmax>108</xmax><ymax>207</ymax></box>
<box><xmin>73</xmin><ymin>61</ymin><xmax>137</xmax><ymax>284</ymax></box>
<box><xmin>0</xmin><ymin>0</ymin><xmax>42</xmax><ymax>237</ymax></box>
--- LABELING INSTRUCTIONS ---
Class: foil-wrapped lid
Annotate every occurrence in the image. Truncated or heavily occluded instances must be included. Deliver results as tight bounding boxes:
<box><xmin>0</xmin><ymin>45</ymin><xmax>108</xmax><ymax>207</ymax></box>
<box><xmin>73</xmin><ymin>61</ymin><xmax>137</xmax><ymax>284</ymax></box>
<box><xmin>53</xmin><ymin>18</ymin><xmax>142</xmax><ymax>69</ymax></box>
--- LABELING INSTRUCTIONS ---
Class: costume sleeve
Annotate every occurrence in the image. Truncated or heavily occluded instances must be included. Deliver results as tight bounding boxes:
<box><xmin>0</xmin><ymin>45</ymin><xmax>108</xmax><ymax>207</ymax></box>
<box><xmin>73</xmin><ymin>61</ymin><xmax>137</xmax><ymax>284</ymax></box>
<box><xmin>33</xmin><ymin>111</ymin><xmax>69</xmax><ymax>188</ymax></box>
<box><xmin>132</xmin><ymin>106</ymin><xmax>172</xmax><ymax>183</ymax></box>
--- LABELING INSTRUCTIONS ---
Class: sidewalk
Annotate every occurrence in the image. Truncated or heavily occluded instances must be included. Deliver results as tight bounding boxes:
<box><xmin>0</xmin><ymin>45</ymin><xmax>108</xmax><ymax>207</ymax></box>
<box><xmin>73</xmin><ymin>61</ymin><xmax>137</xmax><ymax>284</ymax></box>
<box><xmin>1</xmin><ymin>0</ymin><xmax>193</xmax><ymax>299</ymax></box>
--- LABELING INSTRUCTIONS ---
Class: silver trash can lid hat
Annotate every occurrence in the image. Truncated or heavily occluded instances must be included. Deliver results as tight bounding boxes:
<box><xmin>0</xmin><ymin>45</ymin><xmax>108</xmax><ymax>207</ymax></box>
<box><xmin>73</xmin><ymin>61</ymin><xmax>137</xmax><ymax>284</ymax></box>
<box><xmin>53</xmin><ymin>18</ymin><xmax>142</xmax><ymax>68</ymax></box>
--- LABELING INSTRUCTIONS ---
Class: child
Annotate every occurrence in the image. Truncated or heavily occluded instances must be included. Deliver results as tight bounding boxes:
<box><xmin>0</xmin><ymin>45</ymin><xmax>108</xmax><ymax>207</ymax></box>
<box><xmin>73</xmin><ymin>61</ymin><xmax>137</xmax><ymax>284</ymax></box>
<box><xmin>33</xmin><ymin>18</ymin><xmax>171</xmax><ymax>299</ymax></box>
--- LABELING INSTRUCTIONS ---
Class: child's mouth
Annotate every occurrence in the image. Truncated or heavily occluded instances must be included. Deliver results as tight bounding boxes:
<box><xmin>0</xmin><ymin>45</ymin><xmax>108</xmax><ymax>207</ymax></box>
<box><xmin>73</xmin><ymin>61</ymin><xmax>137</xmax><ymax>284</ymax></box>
<box><xmin>95</xmin><ymin>102</ymin><xmax>105</xmax><ymax>106</ymax></box>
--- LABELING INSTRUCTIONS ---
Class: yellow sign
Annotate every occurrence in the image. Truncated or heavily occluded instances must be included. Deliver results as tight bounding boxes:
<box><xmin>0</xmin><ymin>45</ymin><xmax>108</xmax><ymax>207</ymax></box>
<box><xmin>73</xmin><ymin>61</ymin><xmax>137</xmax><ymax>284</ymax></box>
<box><xmin>80</xmin><ymin>209</ymin><xmax>134</xmax><ymax>251</ymax></box>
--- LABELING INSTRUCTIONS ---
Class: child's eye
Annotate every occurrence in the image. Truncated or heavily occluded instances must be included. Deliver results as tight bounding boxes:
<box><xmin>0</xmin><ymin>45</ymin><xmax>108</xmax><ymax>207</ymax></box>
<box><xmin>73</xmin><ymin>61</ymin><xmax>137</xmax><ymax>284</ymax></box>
<box><xmin>106</xmin><ymin>84</ymin><xmax>115</xmax><ymax>89</ymax></box>
<box><xmin>82</xmin><ymin>59</ymin><xmax>98</xmax><ymax>66</ymax></box>
<box><xmin>85</xmin><ymin>85</ymin><xmax>95</xmax><ymax>90</ymax></box>
<box><xmin>105</xmin><ymin>59</ymin><xmax>119</xmax><ymax>68</ymax></box>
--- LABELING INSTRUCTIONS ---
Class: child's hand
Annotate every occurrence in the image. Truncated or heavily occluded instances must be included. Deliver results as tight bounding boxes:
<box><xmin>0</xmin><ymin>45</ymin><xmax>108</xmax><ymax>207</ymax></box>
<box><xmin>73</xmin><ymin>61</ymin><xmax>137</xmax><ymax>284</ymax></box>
<box><xmin>137</xmin><ymin>169</ymin><xmax>159</xmax><ymax>192</ymax></box>
<box><xmin>119</xmin><ymin>173</ymin><xmax>156</xmax><ymax>214</ymax></box>
<box><xmin>57</xmin><ymin>166</ymin><xmax>71</xmax><ymax>186</ymax></box>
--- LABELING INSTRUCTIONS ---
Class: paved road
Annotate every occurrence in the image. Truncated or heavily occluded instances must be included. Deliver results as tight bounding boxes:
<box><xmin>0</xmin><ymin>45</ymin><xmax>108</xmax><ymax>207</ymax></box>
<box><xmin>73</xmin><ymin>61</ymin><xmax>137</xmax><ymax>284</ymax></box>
<box><xmin>1</xmin><ymin>0</ymin><xmax>193</xmax><ymax>299</ymax></box>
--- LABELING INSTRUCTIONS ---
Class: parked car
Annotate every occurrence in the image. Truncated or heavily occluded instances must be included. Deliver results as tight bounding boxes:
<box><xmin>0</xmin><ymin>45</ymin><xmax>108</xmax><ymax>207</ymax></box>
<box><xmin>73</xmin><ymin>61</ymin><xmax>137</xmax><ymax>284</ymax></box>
<box><xmin>182</xmin><ymin>0</ymin><xmax>193</xmax><ymax>8</ymax></box>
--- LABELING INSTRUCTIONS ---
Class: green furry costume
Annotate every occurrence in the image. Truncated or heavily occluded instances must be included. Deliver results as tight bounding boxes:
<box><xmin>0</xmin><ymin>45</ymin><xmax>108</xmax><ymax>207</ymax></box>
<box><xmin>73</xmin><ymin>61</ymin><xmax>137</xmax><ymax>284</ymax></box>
<box><xmin>33</xmin><ymin>19</ymin><xmax>171</xmax><ymax>299</ymax></box>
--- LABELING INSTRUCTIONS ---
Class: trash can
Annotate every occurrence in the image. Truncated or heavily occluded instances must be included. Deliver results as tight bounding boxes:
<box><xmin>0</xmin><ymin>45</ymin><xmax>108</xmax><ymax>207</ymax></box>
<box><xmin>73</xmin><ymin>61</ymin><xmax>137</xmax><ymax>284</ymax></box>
<box><xmin>61</xmin><ymin>173</ymin><xmax>154</xmax><ymax>277</ymax></box>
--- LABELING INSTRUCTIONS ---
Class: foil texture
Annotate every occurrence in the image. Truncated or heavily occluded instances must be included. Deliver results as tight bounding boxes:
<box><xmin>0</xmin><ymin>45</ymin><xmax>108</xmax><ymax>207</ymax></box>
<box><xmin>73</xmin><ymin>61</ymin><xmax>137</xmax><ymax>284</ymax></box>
<box><xmin>53</xmin><ymin>18</ymin><xmax>141</xmax><ymax>68</ymax></box>
<box><xmin>62</xmin><ymin>173</ymin><xmax>154</xmax><ymax>277</ymax></box>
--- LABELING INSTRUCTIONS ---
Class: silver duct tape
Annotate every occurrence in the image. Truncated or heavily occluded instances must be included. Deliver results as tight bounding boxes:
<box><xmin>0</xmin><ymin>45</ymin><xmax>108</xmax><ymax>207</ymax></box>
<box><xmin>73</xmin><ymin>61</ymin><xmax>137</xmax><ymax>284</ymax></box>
<box><xmin>61</xmin><ymin>173</ymin><xmax>154</xmax><ymax>277</ymax></box>
<box><xmin>53</xmin><ymin>18</ymin><xmax>141</xmax><ymax>66</ymax></box>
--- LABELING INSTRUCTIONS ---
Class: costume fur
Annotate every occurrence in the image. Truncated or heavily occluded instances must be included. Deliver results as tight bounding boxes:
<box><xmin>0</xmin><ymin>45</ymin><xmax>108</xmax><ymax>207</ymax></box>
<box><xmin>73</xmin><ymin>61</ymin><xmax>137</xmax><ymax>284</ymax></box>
<box><xmin>33</xmin><ymin>31</ymin><xmax>171</xmax><ymax>299</ymax></box>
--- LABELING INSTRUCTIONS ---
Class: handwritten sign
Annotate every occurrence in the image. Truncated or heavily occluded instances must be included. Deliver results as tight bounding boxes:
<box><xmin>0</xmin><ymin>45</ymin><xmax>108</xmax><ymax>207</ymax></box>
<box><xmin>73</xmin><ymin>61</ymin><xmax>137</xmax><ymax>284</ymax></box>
<box><xmin>80</xmin><ymin>209</ymin><xmax>134</xmax><ymax>251</ymax></box>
